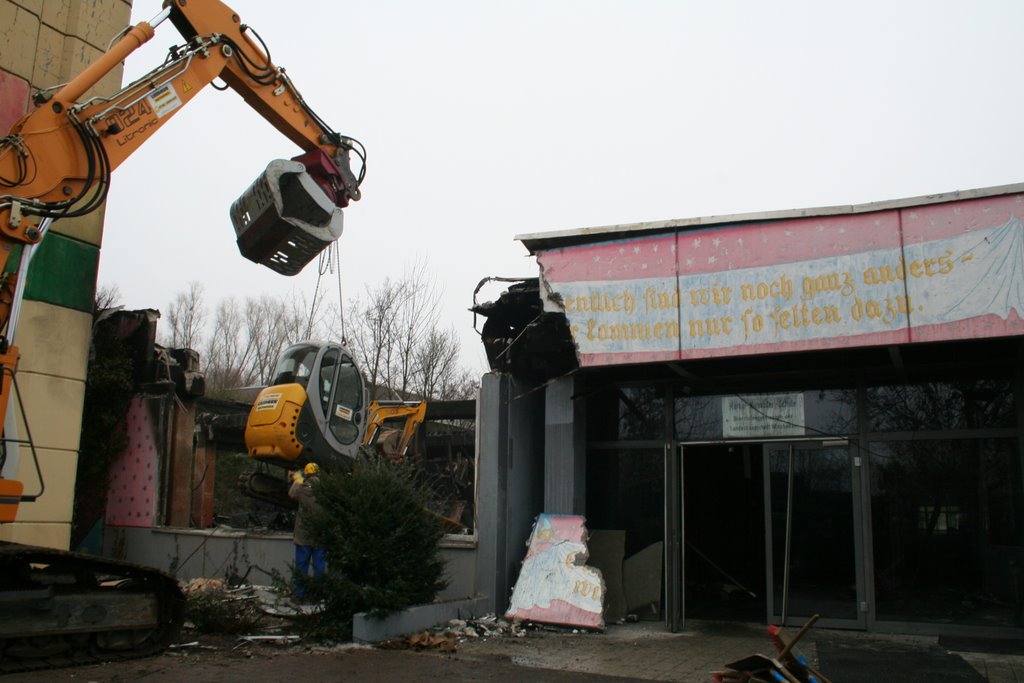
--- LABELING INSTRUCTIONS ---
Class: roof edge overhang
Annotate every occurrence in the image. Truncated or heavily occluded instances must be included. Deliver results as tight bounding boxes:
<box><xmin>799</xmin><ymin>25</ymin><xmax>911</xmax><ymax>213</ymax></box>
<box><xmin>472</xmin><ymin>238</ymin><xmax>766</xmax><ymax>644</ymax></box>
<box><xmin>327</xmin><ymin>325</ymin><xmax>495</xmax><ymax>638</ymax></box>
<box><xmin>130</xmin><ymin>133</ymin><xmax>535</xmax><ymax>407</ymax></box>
<box><xmin>516</xmin><ymin>181</ymin><xmax>1024</xmax><ymax>253</ymax></box>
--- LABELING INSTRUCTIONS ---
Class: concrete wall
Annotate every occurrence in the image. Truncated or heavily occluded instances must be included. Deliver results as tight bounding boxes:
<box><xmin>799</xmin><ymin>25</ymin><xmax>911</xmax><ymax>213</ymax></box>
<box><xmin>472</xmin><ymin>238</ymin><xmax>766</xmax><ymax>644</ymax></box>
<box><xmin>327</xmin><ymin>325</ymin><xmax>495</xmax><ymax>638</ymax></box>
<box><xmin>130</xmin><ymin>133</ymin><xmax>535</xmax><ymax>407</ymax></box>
<box><xmin>475</xmin><ymin>372</ymin><xmax>545</xmax><ymax>615</ymax></box>
<box><xmin>544</xmin><ymin>374</ymin><xmax>586</xmax><ymax>514</ymax></box>
<box><xmin>0</xmin><ymin>0</ymin><xmax>133</xmax><ymax>549</ymax></box>
<box><xmin>104</xmin><ymin>525</ymin><xmax>480</xmax><ymax>601</ymax></box>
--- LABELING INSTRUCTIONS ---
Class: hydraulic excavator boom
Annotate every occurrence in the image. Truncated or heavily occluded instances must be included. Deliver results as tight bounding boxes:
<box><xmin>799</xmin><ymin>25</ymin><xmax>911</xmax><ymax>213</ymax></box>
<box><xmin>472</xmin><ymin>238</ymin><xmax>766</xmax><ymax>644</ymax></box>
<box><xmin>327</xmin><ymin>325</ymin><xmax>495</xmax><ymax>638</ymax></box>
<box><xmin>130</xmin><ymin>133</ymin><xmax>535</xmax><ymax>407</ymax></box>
<box><xmin>0</xmin><ymin>0</ymin><xmax>364</xmax><ymax>669</ymax></box>
<box><xmin>0</xmin><ymin>0</ymin><xmax>364</xmax><ymax>515</ymax></box>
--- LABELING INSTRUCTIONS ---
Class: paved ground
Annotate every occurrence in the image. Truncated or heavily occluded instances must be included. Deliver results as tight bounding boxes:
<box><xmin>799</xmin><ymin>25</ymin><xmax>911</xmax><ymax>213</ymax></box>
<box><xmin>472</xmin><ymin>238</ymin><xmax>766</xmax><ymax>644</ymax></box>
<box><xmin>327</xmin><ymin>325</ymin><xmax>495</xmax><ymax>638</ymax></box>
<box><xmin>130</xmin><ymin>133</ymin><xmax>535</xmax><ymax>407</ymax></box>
<box><xmin>453</xmin><ymin>620</ymin><xmax>1024</xmax><ymax>682</ymax></box>
<box><xmin>3</xmin><ymin>620</ymin><xmax>1024</xmax><ymax>682</ymax></box>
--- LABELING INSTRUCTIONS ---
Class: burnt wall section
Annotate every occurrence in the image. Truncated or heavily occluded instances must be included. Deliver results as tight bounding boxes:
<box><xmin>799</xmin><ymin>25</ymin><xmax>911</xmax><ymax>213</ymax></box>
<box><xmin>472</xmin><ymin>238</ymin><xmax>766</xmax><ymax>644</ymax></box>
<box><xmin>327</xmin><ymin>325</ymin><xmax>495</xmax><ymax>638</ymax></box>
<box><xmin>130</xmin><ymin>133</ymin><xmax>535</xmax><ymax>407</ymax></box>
<box><xmin>81</xmin><ymin>310</ymin><xmax>205</xmax><ymax>541</ymax></box>
<box><xmin>473</xmin><ymin>278</ymin><xmax>578</xmax><ymax>382</ymax></box>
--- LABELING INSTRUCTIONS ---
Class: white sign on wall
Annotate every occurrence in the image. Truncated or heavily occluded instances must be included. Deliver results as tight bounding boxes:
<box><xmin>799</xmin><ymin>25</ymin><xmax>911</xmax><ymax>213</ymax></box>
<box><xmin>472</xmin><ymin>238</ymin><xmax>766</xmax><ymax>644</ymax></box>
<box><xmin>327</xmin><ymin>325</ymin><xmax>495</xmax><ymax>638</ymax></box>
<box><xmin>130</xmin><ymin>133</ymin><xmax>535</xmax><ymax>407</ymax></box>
<box><xmin>722</xmin><ymin>393</ymin><xmax>805</xmax><ymax>438</ymax></box>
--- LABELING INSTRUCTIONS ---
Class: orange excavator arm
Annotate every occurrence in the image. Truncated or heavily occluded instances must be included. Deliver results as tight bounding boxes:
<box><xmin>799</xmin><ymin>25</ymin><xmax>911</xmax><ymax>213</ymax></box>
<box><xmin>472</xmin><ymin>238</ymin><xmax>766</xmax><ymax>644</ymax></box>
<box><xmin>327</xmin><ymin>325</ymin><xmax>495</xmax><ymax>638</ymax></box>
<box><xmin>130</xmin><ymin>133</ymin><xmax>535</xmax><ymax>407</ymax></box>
<box><xmin>0</xmin><ymin>0</ymin><xmax>363</xmax><ymax>259</ymax></box>
<box><xmin>0</xmin><ymin>0</ymin><xmax>365</xmax><ymax>514</ymax></box>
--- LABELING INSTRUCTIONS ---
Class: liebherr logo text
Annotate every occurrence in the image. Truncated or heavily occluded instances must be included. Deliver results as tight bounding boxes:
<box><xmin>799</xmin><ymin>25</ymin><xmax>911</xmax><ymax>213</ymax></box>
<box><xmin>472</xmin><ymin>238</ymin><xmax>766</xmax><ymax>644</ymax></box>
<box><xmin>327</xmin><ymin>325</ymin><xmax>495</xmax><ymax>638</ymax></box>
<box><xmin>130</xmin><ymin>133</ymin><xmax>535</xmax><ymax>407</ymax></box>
<box><xmin>103</xmin><ymin>100</ymin><xmax>155</xmax><ymax>147</ymax></box>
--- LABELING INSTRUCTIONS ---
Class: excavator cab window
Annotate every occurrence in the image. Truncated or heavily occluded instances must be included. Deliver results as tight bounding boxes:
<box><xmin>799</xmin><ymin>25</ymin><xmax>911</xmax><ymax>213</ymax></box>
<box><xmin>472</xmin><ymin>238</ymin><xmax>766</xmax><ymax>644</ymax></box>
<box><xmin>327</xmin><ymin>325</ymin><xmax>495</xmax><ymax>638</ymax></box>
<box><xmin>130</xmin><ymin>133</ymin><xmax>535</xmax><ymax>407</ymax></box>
<box><xmin>318</xmin><ymin>349</ymin><xmax>339</xmax><ymax>416</ymax></box>
<box><xmin>323</xmin><ymin>354</ymin><xmax>363</xmax><ymax>445</ymax></box>
<box><xmin>271</xmin><ymin>343</ymin><xmax>319</xmax><ymax>388</ymax></box>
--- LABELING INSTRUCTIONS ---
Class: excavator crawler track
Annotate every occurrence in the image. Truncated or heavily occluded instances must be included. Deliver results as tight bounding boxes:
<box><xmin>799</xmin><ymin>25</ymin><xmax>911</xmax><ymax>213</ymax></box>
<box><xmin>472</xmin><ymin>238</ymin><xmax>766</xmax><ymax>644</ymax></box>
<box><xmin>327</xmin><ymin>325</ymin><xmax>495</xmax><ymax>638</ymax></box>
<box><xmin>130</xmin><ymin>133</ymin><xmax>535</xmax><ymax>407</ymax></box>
<box><xmin>0</xmin><ymin>541</ymin><xmax>184</xmax><ymax>673</ymax></box>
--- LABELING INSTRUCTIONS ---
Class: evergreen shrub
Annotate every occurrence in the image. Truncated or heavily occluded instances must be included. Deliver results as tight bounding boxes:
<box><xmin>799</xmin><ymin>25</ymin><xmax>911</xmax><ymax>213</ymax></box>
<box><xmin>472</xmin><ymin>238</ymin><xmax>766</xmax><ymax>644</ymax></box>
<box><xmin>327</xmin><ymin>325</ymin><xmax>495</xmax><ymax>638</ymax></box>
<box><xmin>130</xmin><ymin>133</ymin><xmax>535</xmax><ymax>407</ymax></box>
<box><xmin>300</xmin><ymin>450</ymin><xmax>449</xmax><ymax>639</ymax></box>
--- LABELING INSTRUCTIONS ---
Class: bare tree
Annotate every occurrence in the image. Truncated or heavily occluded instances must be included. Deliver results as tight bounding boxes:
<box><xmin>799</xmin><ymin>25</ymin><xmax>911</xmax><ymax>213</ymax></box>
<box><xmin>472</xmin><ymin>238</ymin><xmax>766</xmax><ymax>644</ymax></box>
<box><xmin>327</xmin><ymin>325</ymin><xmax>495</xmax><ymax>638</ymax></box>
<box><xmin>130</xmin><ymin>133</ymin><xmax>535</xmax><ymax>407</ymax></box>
<box><xmin>204</xmin><ymin>297</ymin><xmax>255</xmax><ymax>391</ymax></box>
<box><xmin>242</xmin><ymin>295</ymin><xmax>293</xmax><ymax>386</ymax></box>
<box><xmin>348</xmin><ymin>278</ymin><xmax>403</xmax><ymax>399</ymax></box>
<box><xmin>346</xmin><ymin>262</ymin><xmax>477</xmax><ymax>402</ymax></box>
<box><xmin>94</xmin><ymin>284</ymin><xmax>122</xmax><ymax>316</ymax></box>
<box><xmin>392</xmin><ymin>261</ymin><xmax>439</xmax><ymax>396</ymax></box>
<box><xmin>163</xmin><ymin>281</ymin><xmax>206</xmax><ymax>349</ymax></box>
<box><xmin>148</xmin><ymin>263</ymin><xmax>478</xmax><ymax>401</ymax></box>
<box><xmin>415</xmin><ymin>326</ymin><xmax>459</xmax><ymax>399</ymax></box>
<box><xmin>447</xmin><ymin>367</ymin><xmax>481</xmax><ymax>400</ymax></box>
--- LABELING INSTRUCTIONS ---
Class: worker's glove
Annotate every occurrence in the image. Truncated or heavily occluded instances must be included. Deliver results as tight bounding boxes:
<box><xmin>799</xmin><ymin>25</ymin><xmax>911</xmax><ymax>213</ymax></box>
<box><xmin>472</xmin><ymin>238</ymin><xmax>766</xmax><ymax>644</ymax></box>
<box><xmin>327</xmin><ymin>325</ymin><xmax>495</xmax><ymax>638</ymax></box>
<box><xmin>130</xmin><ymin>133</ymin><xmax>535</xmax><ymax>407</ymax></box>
<box><xmin>290</xmin><ymin>470</ymin><xmax>304</xmax><ymax>484</ymax></box>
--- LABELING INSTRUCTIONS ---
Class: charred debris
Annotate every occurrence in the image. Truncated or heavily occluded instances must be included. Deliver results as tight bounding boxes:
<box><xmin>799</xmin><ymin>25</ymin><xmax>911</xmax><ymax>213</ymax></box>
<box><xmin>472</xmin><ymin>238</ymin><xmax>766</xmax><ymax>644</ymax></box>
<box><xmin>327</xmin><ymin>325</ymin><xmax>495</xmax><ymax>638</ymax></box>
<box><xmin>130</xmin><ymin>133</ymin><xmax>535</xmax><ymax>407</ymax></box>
<box><xmin>472</xmin><ymin>278</ymin><xmax>578</xmax><ymax>381</ymax></box>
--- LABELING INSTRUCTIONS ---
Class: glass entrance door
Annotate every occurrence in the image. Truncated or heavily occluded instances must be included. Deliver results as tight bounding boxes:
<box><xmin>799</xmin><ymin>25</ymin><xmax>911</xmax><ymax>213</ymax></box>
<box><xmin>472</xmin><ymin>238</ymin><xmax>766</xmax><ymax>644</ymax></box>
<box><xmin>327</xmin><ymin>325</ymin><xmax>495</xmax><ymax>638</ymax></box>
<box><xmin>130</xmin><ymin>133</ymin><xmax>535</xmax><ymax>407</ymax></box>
<box><xmin>765</xmin><ymin>442</ymin><xmax>865</xmax><ymax>627</ymax></box>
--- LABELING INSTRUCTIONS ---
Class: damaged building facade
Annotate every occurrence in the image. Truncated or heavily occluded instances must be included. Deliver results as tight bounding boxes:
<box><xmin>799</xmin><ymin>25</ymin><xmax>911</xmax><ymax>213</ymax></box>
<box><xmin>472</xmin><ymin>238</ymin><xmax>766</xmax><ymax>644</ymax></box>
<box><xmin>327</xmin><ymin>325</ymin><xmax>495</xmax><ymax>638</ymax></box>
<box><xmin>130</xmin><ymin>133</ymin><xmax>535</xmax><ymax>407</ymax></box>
<box><xmin>474</xmin><ymin>183</ymin><xmax>1024</xmax><ymax>637</ymax></box>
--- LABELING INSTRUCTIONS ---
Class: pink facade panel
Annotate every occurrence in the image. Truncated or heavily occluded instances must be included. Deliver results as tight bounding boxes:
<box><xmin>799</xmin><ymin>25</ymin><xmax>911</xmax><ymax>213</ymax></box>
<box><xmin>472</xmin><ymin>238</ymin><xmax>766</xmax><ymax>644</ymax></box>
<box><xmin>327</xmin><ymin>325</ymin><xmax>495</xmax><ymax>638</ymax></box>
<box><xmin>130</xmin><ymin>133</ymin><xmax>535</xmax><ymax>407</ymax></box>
<box><xmin>105</xmin><ymin>398</ymin><xmax>159</xmax><ymax>527</ymax></box>
<box><xmin>538</xmin><ymin>192</ymin><xmax>1024</xmax><ymax>367</ymax></box>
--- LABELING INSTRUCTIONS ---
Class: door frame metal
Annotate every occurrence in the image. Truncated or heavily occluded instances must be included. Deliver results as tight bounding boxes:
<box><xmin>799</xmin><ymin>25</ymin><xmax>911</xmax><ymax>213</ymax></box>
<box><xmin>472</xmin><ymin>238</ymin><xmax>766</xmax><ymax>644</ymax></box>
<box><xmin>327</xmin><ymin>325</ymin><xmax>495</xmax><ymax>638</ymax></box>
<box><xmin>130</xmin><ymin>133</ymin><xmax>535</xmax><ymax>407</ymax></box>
<box><xmin>762</xmin><ymin>439</ymin><xmax>867</xmax><ymax>629</ymax></box>
<box><xmin>664</xmin><ymin>441</ymin><xmax>683</xmax><ymax>632</ymax></box>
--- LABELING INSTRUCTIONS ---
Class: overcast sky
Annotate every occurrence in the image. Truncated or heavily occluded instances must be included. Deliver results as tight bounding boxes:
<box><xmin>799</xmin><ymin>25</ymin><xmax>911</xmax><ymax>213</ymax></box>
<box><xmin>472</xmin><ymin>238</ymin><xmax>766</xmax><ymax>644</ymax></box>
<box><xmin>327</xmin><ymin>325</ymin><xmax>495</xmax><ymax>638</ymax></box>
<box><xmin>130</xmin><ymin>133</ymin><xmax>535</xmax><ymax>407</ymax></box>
<box><xmin>99</xmin><ymin>0</ymin><xmax>1024</xmax><ymax>372</ymax></box>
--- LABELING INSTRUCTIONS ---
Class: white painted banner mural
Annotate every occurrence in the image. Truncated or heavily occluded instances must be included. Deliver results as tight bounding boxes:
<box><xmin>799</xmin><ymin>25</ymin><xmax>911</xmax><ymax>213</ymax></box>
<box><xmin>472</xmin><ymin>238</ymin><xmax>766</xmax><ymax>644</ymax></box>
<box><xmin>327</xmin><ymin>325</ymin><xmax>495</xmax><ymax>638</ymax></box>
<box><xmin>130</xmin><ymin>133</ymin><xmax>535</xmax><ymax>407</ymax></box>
<box><xmin>538</xmin><ymin>193</ymin><xmax>1024</xmax><ymax>367</ymax></box>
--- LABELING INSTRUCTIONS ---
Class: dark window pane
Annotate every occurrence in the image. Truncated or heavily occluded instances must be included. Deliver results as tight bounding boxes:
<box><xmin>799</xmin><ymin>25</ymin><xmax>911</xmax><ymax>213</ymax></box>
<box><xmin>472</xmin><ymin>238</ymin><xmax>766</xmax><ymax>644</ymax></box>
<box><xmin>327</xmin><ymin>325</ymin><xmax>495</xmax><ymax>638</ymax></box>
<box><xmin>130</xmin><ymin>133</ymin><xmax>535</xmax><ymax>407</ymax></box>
<box><xmin>867</xmin><ymin>380</ymin><xmax>1014</xmax><ymax>432</ymax></box>
<box><xmin>805</xmin><ymin>389</ymin><xmax>857</xmax><ymax>436</ymax></box>
<box><xmin>318</xmin><ymin>349</ymin><xmax>339</xmax><ymax>416</ymax></box>
<box><xmin>588</xmin><ymin>387</ymin><xmax>664</xmax><ymax>441</ymax></box>
<box><xmin>585</xmin><ymin>448</ymin><xmax>665</xmax><ymax>620</ymax></box>
<box><xmin>869</xmin><ymin>438</ymin><xmax>1024</xmax><ymax>627</ymax></box>
<box><xmin>673</xmin><ymin>395</ymin><xmax>721</xmax><ymax>441</ymax></box>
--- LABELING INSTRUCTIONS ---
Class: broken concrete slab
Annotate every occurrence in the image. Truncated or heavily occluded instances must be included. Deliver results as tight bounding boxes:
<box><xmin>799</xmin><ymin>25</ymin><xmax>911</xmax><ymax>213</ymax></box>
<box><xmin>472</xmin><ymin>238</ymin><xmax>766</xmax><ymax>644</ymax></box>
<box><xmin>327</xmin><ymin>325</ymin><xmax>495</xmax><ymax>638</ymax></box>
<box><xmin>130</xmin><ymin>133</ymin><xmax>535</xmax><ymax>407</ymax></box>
<box><xmin>587</xmin><ymin>530</ymin><xmax>627</xmax><ymax>622</ymax></box>
<box><xmin>624</xmin><ymin>541</ymin><xmax>662</xmax><ymax>619</ymax></box>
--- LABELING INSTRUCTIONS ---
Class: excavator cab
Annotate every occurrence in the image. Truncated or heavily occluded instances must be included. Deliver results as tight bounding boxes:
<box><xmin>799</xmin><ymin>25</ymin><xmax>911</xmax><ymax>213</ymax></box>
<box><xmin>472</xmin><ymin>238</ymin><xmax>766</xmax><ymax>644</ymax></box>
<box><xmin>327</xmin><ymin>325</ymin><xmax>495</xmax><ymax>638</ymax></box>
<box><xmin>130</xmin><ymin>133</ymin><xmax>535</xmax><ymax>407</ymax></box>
<box><xmin>245</xmin><ymin>341</ymin><xmax>368</xmax><ymax>472</ymax></box>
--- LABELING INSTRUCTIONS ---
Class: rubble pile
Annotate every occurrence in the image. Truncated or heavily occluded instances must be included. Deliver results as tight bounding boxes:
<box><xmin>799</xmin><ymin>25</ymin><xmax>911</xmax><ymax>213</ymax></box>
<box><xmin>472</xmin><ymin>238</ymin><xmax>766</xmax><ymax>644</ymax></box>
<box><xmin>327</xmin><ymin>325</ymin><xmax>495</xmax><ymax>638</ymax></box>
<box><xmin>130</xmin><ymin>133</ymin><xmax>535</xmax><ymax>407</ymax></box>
<box><xmin>387</xmin><ymin>614</ymin><xmax>534</xmax><ymax>652</ymax></box>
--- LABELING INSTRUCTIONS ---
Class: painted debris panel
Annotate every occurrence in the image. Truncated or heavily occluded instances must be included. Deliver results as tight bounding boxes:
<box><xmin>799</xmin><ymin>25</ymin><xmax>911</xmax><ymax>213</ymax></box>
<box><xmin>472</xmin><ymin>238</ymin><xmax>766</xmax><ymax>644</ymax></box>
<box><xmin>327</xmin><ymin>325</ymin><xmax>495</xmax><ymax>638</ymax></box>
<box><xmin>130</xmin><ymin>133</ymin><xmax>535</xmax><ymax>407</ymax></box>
<box><xmin>505</xmin><ymin>514</ymin><xmax>605</xmax><ymax>629</ymax></box>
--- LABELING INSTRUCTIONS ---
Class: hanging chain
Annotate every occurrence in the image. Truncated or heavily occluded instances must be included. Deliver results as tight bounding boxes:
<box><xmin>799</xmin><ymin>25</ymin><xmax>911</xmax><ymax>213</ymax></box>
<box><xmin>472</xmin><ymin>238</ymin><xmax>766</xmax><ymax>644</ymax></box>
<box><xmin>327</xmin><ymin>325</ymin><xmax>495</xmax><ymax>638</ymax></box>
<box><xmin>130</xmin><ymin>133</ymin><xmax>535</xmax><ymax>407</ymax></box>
<box><xmin>304</xmin><ymin>246</ymin><xmax>329</xmax><ymax>340</ymax></box>
<box><xmin>303</xmin><ymin>242</ymin><xmax>345</xmax><ymax>342</ymax></box>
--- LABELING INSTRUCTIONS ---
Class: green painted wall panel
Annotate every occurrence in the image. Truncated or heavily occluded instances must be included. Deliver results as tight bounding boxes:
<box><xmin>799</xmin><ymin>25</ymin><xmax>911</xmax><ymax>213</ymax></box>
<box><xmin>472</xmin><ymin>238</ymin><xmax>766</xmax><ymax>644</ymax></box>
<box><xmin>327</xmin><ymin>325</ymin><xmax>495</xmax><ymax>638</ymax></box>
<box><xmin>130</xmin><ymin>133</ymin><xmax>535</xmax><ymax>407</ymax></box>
<box><xmin>24</xmin><ymin>233</ymin><xmax>98</xmax><ymax>313</ymax></box>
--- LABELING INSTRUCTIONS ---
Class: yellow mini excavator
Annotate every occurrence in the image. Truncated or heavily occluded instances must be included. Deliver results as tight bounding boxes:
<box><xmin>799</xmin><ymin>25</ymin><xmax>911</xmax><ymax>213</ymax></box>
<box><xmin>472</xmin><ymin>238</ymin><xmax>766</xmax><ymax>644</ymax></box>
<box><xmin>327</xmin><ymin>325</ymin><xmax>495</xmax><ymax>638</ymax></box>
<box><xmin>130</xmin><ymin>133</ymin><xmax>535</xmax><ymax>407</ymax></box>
<box><xmin>240</xmin><ymin>341</ymin><xmax>427</xmax><ymax>506</ymax></box>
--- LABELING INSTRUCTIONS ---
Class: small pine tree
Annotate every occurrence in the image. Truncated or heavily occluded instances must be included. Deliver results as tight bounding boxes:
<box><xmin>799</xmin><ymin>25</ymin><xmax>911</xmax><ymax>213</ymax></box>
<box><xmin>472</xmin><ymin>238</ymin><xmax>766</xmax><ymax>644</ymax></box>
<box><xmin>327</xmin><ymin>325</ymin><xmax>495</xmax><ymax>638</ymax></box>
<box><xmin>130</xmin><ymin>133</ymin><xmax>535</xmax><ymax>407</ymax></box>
<box><xmin>301</xmin><ymin>451</ymin><xmax>448</xmax><ymax>639</ymax></box>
